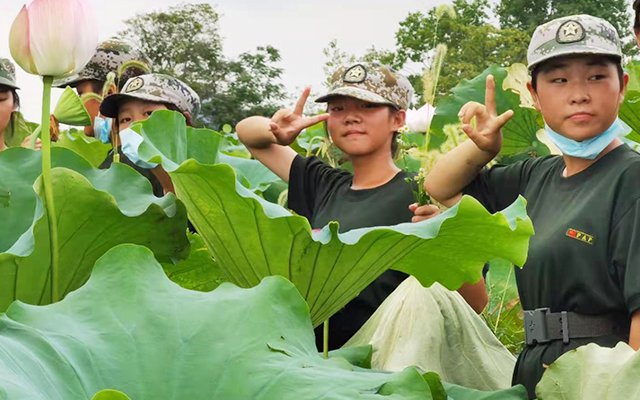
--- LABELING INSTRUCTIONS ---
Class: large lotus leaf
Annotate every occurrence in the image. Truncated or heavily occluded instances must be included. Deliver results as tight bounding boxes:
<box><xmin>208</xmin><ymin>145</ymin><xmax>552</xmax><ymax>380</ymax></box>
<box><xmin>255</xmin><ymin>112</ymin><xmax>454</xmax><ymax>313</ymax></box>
<box><xmin>0</xmin><ymin>244</ymin><xmax>443</xmax><ymax>399</ymax></box>
<box><xmin>166</xmin><ymin>160</ymin><xmax>532</xmax><ymax>326</ymax></box>
<box><xmin>536</xmin><ymin>342</ymin><xmax>640</xmax><ymax>399</ymax></box>
<box><xmin>0</xmin><ymin>147</ymin><xmax>189</xmax><ymax>311</ymax></box>
<box><xmin>620</xmin><ymin>90</ymin><xmax>640</xmax><ymax>144</ymax></box>
<box><xmin>162</xmin><ymin>232</ymin><xmax>227</xmax><ymax>292</ymax></box>
<box><xmin>53</xmin><ymin>129</ymin><xmax>111</xmax><ymax>168</ymax></box>
<box><xmin>130</xmin><ymin>110</ymin><xmax>281</xmax><ymax>191</ymax></box>
<box><xmin>431</xmin><ymin>65</ymin><xmax>548</xmax><ymax>159</ymax></box>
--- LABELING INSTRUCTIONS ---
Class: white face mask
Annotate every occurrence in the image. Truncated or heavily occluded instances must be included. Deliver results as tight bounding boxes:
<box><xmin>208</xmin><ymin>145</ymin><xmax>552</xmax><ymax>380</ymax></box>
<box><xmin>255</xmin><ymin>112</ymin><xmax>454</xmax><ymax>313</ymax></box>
<box><xmin>543</xmin><ymin>118</ymin><xmax>631</xmax><ymax>160</ymax></box>
<box><xmin>93</xmin><ymin>115</ymin><xmax>113</xmax><ymax>144</ymax></box>
<box><xmin>119</xmin><ymin>128</ymin><xmax>158</xmax><ymax>169</ymax></box>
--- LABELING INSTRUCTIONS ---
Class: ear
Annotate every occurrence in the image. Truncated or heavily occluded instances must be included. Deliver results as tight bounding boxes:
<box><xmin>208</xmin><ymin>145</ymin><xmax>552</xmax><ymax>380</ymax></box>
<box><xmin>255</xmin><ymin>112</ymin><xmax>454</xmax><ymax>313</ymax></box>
<box><xmin>391</xmin><ymin>109</ymin><xmax>406</xmax><ymax>132</ymax></box>
<box><xmin>183</xmin><ymin>112</ymin><xmax>193</xmax><ymax>127</ymax></box>
<box><xmin>527</xmin><ymin>81</ymin><xmax>542</xmax><ymax>112</ymax></box>
<box><xmin>619</xmin><ymin>72</ymin><xmax>630</xmax><ymax>104</ymax></box>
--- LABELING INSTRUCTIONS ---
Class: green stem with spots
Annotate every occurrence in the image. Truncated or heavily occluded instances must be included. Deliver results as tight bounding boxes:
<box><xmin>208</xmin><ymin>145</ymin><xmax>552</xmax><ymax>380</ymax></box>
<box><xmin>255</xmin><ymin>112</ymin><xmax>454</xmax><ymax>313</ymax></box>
<box><xmin>40</xmin><ymin>75</ymin><xmax>60</xmax><ymax>303</ymax></box>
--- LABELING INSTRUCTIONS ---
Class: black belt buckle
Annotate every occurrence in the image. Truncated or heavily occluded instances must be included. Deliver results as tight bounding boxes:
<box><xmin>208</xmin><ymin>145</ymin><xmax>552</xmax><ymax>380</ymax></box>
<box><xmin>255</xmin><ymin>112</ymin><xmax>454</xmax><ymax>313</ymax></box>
<box><xmin>524</xmin><ymin>307</ymin><xmax>551</xmax><ymax>345</ymax></box>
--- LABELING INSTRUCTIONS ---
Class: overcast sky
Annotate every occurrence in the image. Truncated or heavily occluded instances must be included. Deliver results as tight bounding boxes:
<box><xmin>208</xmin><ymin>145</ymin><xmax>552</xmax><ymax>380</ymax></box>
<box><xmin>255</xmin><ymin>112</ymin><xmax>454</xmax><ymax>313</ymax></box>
<box><xmin>0</xmin><ymin>0</ymin><xmax>449</xmax><ymax>121</ymax></box>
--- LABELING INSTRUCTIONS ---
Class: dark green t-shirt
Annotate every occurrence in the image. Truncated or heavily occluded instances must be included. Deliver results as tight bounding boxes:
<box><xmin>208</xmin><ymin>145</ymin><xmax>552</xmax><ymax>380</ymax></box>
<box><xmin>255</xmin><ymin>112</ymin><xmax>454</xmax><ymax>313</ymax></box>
<box><xmin>288</xmin><ymin>155</ymin><xmax>414</xmax><ymax>350</ymax></box>
<box><xmin>465</xmin><ymin>144</ymin><xmax>640</xmax><ymax>397</ymax></box>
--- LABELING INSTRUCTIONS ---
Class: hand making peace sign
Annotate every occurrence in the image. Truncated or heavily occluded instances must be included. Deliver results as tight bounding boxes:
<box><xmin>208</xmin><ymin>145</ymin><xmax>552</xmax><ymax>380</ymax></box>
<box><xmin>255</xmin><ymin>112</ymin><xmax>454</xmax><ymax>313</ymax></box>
<box><xmin>457</xmin><ymin>75</ymin><xmax>514</xmax><ymax>156</ymax></box>
<box><xmin>269</xmin><ymin>86</ymin><xmax>329</xmax><ymax>146</ymax></box>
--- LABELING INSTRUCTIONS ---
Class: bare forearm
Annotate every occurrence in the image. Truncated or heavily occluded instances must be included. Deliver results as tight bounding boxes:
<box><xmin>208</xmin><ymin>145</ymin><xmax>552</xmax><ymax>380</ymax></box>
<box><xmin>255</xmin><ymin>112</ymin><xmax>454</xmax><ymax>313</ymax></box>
<box><xmin>425</xmin><ymin>140</ymin><xmax>497</xmax><ymax>208</ymax></box>
<box><xmin>629</xmin><ymin>310</ymin><xmax>640</xmax><ymax>350</ymax></box>
<box><xmin>235</xmin><ymin>116</ymin><xmax>276</xmax><ymax>151</ymax></box>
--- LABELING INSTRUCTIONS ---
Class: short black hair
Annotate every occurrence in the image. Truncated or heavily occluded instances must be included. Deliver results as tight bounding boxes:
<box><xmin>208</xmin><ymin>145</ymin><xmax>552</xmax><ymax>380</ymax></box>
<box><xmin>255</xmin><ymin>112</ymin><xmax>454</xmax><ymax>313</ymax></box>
<box><xmin>530</xmin><ymin>55</ymin><xmax>624</xmax><ymax>92</ymax></box>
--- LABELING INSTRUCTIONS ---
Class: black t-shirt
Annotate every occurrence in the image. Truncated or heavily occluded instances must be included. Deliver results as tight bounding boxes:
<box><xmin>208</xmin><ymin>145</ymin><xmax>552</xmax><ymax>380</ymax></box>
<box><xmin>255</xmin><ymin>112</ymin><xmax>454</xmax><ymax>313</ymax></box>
<box><xmin>288</xmin><ymin>155</ymin><xmax>414</xmax><ymax>350</ymax></box>
<box><xmin>464</xmin><ymin>144</ymin><xmax>640</xmax><ymax>397</ymax></box>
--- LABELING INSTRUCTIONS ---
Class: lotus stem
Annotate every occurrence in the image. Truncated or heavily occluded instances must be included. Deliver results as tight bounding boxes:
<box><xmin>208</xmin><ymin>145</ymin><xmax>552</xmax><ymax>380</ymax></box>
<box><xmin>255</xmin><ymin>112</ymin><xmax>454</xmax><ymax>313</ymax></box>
<box><xmin>323</xmin><ymin>320</ymin><xmax>329</xmax><ymax>359</ymax></box>
<box><xmin>40</xmin><ymin>75</ymin><xmax>60</xmax><ymax>303</ymax></box>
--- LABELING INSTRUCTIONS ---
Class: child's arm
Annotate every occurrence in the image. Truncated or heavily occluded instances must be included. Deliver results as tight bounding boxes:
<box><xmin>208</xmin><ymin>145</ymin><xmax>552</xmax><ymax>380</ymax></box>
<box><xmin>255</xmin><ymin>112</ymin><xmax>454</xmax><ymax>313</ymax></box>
<box><xmin>235</xmin><ymin>87</ymin><xmax>329</xmax><ymax>183</ymax></box>
<box><xmin>424</xmin><ymin>75</ymin><xmax>514</xmax><ymax>208</ymax></box>
<box><xmin>630</xmin><ymin>310</ymin><xmax>640</xmax><ymax>350</ymax></box>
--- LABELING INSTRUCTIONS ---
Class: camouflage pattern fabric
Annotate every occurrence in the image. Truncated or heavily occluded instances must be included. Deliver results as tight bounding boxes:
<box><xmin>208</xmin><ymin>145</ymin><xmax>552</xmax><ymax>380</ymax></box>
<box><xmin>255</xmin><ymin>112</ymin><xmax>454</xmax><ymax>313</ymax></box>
<box><xmin>0</xmin><ymin>58</ymin><xmax>18</xmax><ymax>89</ymax></box>
<box><xmin>53</xmin><ymin>38</ymin><xmax>152</xmax><ymax>88</ymax></box>
<box><xmin>100</xmin><ymin>73</ymin><xmax>201</xmax><ymax>118</ymax></box>
<box><xmin>315</xmin><ymin>62</ymin><xmax>413</xmax><ymax>110</ymax></box>
<box><xmin>527</xmin><ymin>14</ymin><xmax>622</xmax><ymax>70</ymax></box>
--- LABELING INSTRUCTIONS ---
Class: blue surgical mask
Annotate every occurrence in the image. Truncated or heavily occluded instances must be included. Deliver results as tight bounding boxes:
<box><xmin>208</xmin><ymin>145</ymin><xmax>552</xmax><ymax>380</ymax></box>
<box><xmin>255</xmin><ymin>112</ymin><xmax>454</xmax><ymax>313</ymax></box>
<box><xmin>93</xmin><ymin>115</ymin><xmax>113</xmax><ymax>144</ymax></box>
<box><xmin>119</xmin><ymin>128</ymin><xmax>158</xmax><ymax>169</ymax></box>
<box><xmin>544</xmin><ymin>118</ymin><xmax>631</xmax><ymax>160</ymax></box>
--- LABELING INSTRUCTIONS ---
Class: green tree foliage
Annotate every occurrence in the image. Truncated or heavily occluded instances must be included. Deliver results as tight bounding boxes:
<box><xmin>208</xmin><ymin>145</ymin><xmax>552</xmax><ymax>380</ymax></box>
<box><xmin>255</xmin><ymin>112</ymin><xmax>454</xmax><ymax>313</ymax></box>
<box><xmin>119</xmin><ymin>3</ymin><xmax>286</xmax><ymax>128</ymax></box>
<box><xmin>393</xmin><ymin>0</ymin><xmax>530</xmax><ymax>99</ymax></box>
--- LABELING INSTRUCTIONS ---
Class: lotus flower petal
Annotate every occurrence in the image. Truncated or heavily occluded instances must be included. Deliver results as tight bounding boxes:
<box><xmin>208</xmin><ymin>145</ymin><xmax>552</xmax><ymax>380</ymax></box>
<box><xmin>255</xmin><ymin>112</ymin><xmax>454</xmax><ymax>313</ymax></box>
<box><xmin>9</xmin><ymin>0</ymin><xmax>98</xmax><ymax>77</ymax></box>
<box><xmin>404</xmin><ymin>103</ymin><xmax>436</xmax><ymax>133</ymax></box>
<box><xmin>8</xmin><ymin>6</ymin><xmax>38</xmax><ymax>75</ymax></box>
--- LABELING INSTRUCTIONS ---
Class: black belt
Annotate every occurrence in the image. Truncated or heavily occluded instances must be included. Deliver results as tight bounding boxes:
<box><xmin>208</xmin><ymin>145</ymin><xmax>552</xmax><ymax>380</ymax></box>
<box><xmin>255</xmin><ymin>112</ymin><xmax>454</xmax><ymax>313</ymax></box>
<box><xmin>524</xmin><ymin>308</ymin><xmax>629</xmax><ymax>345</ymax></box>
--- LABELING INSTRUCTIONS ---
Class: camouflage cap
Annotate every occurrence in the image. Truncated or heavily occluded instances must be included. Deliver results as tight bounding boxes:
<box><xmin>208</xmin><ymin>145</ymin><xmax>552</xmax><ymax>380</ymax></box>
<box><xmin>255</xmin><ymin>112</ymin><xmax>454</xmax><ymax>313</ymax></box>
<box><xmin>527</xmin><ymin>14</ymin><xmax>622</xmax><ymax>71</ymax></box>
<box><xmin>100</xmin><ymin>73</ymin><xmax>201</xmax><ymax>118</ymax></box>
<box><xmin>0</xmin><ymin>58</ymin><xmax>19</xmax><ymax>90</ymax></box>
<box><xmin>53</xmin><ymin>38</ymin><xmax>153</xmax><ymax>88</ymax></box>
<box><xmin>315</xmin><ymin>62</ymin><xmax>413</xmax><ymax>110</ymax></box>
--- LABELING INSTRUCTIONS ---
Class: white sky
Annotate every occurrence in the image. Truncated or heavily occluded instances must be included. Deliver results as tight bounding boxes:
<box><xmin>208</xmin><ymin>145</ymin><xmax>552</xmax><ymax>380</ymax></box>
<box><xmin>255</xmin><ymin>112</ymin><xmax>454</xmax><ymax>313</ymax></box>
<box><xmin>0</xmin><ymin>0</ymin><xmax>448</xmax><ymax>122</ymax></box>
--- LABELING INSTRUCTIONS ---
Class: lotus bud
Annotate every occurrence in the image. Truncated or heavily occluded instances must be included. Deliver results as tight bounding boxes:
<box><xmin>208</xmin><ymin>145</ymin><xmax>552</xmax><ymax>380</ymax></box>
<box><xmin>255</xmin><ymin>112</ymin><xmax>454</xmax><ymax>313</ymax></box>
<box><xmin>9</xmin><ymin>0</ymin><xmax>98</xmax><ymax>77</ymax></box>
<box><xmin>404</xmin><ymin>103</ymin><xmax>436</xmax><ymax>133</ymax></box>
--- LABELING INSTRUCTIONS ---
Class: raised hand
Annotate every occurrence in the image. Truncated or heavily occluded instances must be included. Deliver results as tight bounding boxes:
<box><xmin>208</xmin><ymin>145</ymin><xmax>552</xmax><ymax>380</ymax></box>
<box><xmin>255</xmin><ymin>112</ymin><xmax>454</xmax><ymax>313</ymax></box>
<box><xmin>269</xmin><ymin>86</ymin><xmax>329</xmax><ymax>146</ymax></box>
<box><xmin>457</xmin><ymin>75</ymin><xmax>514</xmax><ymax>155</ymax></box>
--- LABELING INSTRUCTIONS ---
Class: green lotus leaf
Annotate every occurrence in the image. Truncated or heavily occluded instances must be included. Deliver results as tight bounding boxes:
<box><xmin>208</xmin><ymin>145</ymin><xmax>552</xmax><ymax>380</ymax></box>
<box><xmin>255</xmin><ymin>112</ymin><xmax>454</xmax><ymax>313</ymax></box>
<box><xmin>162</xmin><ymin>232</ymin><xmax>227</xmax><ymax>292</ymax></box>
<box><xmin>444</xmin><ymin>382</ymin><xmax>528</xmax><ymax>400</ymax></box>
<box><xmin>169</xmin><ymin>161</ymin><xmax>533</xmax><ymax>326</ymax></box>
<box><xmin>130</xmin><ymin>110</ymin><xmax>281</xmax><ymax>191</ymax></box>
<box><xmin>3</xmin><ymin>111</ymin><xmax>36</xmax><ymax>148</ymax></box>
<box><xmin>536</xmin><ymin>342</ymin><xmax>640</xmax><ymax>399</ymax></box>
<box><xmin>432</xmin><ymin>65</ymin><xmax>549</xmax><ymax>159</ymax></box>
<box><xmin>53</xmin><ymin>128</ymin><xmax>111</xmax><ymax>167</ymax></box>
<box><xmin>620</xmin><ymin>90</ymin><xmax>640</xmax><ymax>144</ymax></box>
<box><xmin>53</xmin><ymin>86</ymin><xmax>91</xmax><ymax>126</ymax></box>
<box><xmin>0</xmin><ymin>147</ymin><xmax>189</xmax><ymax>311</ymax></box>
<box><xmin>91</xmin><ymin>390</ymin><xmax>132</xmax><ymax>400</ymax></box>
<box><xmin>127</xmin><ymin>111</ymin><xmax>534</xmax><ymax>327</ymax></box>
<box><xmin>0</xmin><ymin>244</ymin><xmax>443</xmax><ymax>399</ymax></box>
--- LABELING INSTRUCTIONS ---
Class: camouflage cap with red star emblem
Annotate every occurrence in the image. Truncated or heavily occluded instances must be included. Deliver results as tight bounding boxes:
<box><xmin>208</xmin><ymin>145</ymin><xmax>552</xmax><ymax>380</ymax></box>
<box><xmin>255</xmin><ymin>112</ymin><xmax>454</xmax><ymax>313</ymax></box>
<box><xmin>527</xmin><ymin>14</ymin><xmax>622</xmax><ymax>71</ymax></box>
<box><xmin>315</xmin><ymin>62</ymin><xmax>413</xmax><ymax>110</ymax></box>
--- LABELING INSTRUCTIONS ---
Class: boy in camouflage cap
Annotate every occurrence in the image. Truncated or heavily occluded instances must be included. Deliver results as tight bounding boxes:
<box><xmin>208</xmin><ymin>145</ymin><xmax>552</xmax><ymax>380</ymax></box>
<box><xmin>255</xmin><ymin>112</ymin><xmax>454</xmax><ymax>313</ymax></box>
<box><xmin>98</xmin><ymin>73</ymin><xmax>200</xmax><ymax>196</ymax></box>
<box><xmin>422</xmin><ymin>14</ymin><xmax>637</xmax><ymax>399</ymax></box>
<box><xmin>53</xmin><ymin>38</ymin><xmax>152</xmax><ymax>138</ymax></box>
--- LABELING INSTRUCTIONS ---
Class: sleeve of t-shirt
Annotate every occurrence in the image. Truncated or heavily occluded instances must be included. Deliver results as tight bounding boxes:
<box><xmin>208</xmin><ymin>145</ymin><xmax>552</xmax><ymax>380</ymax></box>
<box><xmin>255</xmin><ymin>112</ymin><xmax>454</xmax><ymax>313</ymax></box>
<box><xmin>610</xmin><ymin>197</ymin><xmax>640</xmax><ymax>314</ymax></box>
<box><xmin>288</xmin><ymin>155</ymin><xmax>345</xmax><ymax>220</ymax></box>
<box><xmin>462</xmin><ymin>158</ymin><xmax>535</xmax><ymax>213</ymax></box>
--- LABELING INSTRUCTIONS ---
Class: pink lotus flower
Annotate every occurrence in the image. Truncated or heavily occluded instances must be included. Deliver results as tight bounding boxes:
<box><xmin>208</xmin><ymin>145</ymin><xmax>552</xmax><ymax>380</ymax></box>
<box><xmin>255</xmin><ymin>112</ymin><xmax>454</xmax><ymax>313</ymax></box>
<box><xmin>9</xmin><ymin>0</ymin><xmax>98</xmax><ymax>77</ymax></box>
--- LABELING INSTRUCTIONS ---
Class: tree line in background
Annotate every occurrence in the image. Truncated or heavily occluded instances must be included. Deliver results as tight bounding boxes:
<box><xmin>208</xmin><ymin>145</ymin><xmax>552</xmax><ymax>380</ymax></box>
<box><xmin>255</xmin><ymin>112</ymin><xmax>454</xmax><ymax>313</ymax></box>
<box><xmin>120</xmin><ymin>0</ymin><xmax>634</xmax><ymax>127</ymax></box>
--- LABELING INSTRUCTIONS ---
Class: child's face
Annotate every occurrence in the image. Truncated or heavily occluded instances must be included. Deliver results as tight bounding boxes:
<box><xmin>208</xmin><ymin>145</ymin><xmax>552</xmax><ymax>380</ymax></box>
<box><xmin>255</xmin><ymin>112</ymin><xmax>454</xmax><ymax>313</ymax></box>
<box><xmin>0</xmin><ymin>89</ymin><xmax>15</xmax><ymax>135</ymax></box>
<box><xmin>326</xmin><ymin>96</ymin><xmax>405</xmax><ymax>158</ymax></box>
<box><xmin>528</xmin><ymin>55</ymin><xmax>627</xmax><ymax>141</ymax></box>
<box><xmin>117</xmin><ymin>98</ymin><xmax>168</xmax><ymax>131</ymax></box>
